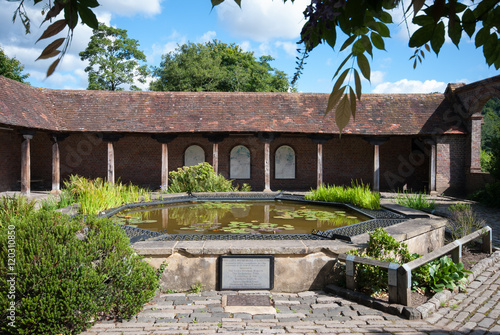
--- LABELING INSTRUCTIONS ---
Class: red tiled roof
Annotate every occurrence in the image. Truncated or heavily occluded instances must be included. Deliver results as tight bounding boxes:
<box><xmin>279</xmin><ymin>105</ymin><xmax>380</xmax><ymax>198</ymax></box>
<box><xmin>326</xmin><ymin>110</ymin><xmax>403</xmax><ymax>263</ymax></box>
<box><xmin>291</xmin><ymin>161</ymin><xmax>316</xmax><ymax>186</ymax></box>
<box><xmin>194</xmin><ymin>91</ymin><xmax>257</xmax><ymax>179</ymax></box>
<box><xmin>0</xmin><ymin>75</ymin><xmax>466</xmax><ymax>135</ymax></box>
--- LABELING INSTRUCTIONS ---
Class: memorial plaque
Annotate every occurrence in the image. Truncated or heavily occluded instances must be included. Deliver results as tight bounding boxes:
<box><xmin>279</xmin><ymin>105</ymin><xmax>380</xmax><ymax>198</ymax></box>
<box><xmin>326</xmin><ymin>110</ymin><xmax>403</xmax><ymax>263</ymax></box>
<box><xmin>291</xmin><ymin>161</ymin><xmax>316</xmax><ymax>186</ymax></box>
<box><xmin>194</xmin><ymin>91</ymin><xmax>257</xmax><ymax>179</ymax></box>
<box><xmin>219</xmin><ymin>255</ymin><xmax>274</xmax><ymax>290</ymax></box>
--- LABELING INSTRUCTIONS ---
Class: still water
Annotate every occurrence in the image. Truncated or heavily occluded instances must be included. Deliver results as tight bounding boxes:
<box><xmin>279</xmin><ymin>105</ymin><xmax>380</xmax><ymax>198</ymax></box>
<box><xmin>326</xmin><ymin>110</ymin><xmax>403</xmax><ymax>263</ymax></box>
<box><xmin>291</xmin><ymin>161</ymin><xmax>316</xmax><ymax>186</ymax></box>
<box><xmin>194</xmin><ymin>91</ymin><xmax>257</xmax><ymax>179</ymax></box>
<box><xmin>113</xmin><ymin>200</ymin><xmax>370</xmax><ymax>235</ymax></box>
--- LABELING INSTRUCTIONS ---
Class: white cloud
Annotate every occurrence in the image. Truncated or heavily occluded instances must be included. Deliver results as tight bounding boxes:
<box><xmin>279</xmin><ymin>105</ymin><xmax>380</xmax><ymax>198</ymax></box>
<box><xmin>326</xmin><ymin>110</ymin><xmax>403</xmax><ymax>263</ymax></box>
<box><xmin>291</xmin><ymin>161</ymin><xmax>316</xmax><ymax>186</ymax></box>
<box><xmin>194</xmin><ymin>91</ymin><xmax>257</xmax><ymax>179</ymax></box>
<box><xmin>216</xmin><ymin>0</ymin><xmax>309</xmax><ymax>42</ymax></box>
<box><xmin>275</xmin><ymin>41</ymin><xmax>297</xmax><ymax>57</ymax></box>
<box><xmin>98</xmin><ymin>0</ymin><xmax>163</xmax><ymax>17</ymax></box>
<box><xmin>239</xmin><ymin>41</ymin><xmax>252</xmax><ymax>52</ymax></box>
<box><xmin>370</xmin><ymin>71</ymin><xmax>386</xmax><ymax>86</ymax></box>
<box><xmin>371</xmin><ymin>79</ymin><xmax>447</xmax><ymax>93</ymax></box>
<box><xmin>198</xmin><ymin>31</ymin><xmax>217</xmax><ymax>44</ymax></box>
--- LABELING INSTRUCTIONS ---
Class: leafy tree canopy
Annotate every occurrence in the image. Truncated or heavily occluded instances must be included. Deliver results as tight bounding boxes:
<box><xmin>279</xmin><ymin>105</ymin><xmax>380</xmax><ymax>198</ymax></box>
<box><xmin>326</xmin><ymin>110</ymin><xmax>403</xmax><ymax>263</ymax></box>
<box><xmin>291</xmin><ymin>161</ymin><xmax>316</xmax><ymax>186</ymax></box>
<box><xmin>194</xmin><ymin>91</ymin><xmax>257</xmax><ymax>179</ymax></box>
<box><xmin>150</xmin><ymin>40</ymin><xmax>290</xmax><ymax>92</ymax></box>
<box><xmin>0</xmin><ymin>47</ymin><xmax>30</xmax><ymax>83</ymax></box>
<box><xmin>12</xmin><ymin>0</ymin><xmax>500</xmax><ymax>130</ymax></box>
<box><xmin>79</xmin><ymin>23</ymin><xmax>149</xmax><ymax>91</ymax></box>
<box><xmin>482</xmin><ymin>98</ymin><xmax>500</xmax><ymax>152</ymax></box>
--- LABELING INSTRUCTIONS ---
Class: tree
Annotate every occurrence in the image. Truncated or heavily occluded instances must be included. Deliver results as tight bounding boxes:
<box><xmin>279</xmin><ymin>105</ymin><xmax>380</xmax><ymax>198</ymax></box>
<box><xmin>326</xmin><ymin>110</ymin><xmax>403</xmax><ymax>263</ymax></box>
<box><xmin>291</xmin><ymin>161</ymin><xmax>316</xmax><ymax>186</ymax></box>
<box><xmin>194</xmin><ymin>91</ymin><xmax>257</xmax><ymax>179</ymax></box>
<box><xmin>12</xmin><ymin>0</ymin><xmax>500</xmax><ymax>130</ymax></box>
<box><xmin>0</xmin><ymin>47</ymin><xmax>29</xmax><ymax>83</ymax></box>
<box><xmin>482</xmin><ymin>98</ymin><xmax>500</xmax><ymax>152</ymax></box>
<box><xmin>79</xmin><ymin>23</ymin><xmax>149</xmax><ymax>91</ymax></box>
<box><xmin>150</xmin><ymin>40</ymin><xmax>290</xmax><ymax>92</ymax></box>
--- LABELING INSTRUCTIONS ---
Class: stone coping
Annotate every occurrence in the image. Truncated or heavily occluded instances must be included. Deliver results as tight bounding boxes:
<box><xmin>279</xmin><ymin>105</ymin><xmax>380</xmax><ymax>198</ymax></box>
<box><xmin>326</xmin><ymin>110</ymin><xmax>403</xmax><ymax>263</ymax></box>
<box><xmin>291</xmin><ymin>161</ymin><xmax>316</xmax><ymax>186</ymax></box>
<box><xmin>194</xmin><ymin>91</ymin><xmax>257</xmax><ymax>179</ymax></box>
<box><xmin>133</xmin><ymin>216</ymin><xmax>447</xmax><ymax>257</ymax></box>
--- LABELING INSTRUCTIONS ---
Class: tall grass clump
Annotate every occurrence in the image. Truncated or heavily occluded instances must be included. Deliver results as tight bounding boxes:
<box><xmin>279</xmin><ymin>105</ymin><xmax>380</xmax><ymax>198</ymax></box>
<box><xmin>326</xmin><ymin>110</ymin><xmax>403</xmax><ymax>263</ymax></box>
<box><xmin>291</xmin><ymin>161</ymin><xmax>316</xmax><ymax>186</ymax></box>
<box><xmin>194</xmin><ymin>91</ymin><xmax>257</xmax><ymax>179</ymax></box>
<box><xmin>63</xmin><ymin>175</ymin><xmax>151</xmax><ymax>215</ymax></box>
<box><xmin>394</xmin><ymin>191</ymin><xmax>435</xmax><ymax>211</ymax></box>
<box><xmin>167</xmin><ymin>162</ymin><xmax>251</xmax><ymax>193</ymax></box>
<box><xmin>0</xmin><ymin>197</ymin><xmax>160</xmax><ymax>335</ymax></box>
<box><xmin>305</xmin><ymin>181</ymin><xmax>380</xmax><ymax>209</ymax></box>
<box><xmin>447</xmin><ymin>203</ymin><xmax>485</xmax><ymax>241</ymax></box>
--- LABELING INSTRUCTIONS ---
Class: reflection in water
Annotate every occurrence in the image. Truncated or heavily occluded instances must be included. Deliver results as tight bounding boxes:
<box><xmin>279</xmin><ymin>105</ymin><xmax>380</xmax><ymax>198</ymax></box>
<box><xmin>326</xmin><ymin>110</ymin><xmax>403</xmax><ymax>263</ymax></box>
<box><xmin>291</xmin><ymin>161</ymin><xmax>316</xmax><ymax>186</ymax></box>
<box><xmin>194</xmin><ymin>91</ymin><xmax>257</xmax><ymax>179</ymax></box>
<box><xmin>112</xmin><ymin>201</ymin><xmax>370</xmax><ymax>235</ymax></box>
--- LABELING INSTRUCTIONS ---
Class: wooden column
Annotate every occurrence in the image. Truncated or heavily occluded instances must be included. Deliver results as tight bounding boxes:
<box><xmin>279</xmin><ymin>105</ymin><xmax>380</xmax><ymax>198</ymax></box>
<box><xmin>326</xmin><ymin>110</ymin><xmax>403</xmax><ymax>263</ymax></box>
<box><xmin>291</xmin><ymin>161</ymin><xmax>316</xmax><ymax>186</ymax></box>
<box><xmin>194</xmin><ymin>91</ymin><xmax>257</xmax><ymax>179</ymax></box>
<box><xmin>152</xmin><ymin>134</ymin><xmax>177</xmax><ymax>191</ymax></box>
<box><xmin>107</xmin><ymin>142</ymin><xmax>115</xmax><ymax>184</ymax></box>
<box><xmin>20</xmin><ymin>133</ymin><xmax>34</xmax><ymax>194</ymax></box>
<box><xmin>257</xmin><ymin>132</ymin><xmax>278</xmax><ymax>192</ymax></box>
<box><xmin>51</xmin><ymin>134</ymin><xmax>68</xmax><ymax>193</ymax></box>
<box><xmin>373</xmin><ymin>144</ymin><xmax>380</xmax><ymax>192</ymax></box>
<box><xmin>317</xmin><ymin>143</ymin><xmax>323</xmax><ymax>188</ymax></box>
<box><xmin>264</xmin><ymin>141</ymin><xmax>271</xmax><ymax>191</ymax></box>
<box><xmin>204</xmin><ymin>134</ymin><xmax>228</xmax><ymax>175</ymax></box>
<box><xmin>363</xmin><ymin>137</ymin><xmax>389</xmax><ymax>192</ymax></box>
<box><xmin>161</xmin><ymin>143</ymin><xmax>169</xmax><ymax>191</ymax></box>
<box><xmin>309</xmin><ymin>135</ymin><xmax>332</xmax><ymax>189</ymax></box>
<box><xmin>213</xmin><ymin>143</ymin><xmax>219</xmax><ymax>174</ymax></box>
<box><xmin>100</xmin><ymin>133</ymin><xmax>123</xmax><ymax>185</ymax></box>
<box><xmin>52</xmin><ymin>141</ymin><xmax>60</xmax><ymax>192</ymax></box>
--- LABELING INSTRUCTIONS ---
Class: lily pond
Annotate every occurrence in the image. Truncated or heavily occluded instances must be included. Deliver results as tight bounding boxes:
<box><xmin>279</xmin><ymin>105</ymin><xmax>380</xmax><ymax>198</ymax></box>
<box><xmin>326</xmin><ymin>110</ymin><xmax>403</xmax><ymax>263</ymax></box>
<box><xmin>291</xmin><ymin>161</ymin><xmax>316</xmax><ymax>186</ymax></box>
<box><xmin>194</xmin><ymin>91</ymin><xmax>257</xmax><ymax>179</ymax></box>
<box><xmin>112</xmin><ymin>201</ymin><xmax>371</xmax><ymax>235</ymax></box>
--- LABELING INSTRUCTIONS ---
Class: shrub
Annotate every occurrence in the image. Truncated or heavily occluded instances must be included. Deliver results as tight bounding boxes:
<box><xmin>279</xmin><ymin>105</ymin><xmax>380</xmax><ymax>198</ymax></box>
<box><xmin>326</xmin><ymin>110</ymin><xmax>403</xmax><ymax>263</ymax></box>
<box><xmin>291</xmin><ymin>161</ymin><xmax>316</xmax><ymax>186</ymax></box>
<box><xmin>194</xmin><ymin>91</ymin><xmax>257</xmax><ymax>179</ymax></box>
<box><xmin>167</xmin><ymin>162</ymin><xmax>251</xmax><ymax>193</ymax></box>
<box><xmin>0</xmin><ymin>197</ymin><xmax>159</xmax><ymax>335</ymax></box>
<box><xmin>394</xmin><ymin>191</ymin><xmax>435</xmax><ymax>211</ymax></box>
<box><xmin>346</xmin><ymin>228</ymin><xmax>424</xmax><ymax>294</ymax></box>
<box><xmin>305</xmin><ymin>181</ymin><xmax>380</xmax><ymax>210</ymax></box>
<box><xmin>447</xmin><ymin>204</ymin><xmax>485</xmax><ymax>241</ymax></box>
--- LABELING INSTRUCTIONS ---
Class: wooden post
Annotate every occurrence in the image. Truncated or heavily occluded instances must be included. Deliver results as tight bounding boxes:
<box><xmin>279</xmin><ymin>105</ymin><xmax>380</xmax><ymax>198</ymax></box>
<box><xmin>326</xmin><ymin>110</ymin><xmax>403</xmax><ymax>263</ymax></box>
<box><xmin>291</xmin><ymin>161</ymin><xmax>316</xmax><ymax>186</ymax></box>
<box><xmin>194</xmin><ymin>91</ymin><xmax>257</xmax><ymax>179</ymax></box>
<box><xmin>264</xmin><ymin>141</ymin><xmax>271</xmax><ymax>191</ymax></box>
<box><xmin>52</xmin><ymin>140</ymin><xmax>60</xmax><ymax>192</ymax></box>
<box><xmin>373</xmin><ymin>144</ymin><xmax>380</xmax><ymax>192</ymax></box>
<box><xmin>21</xmin><ymin>134</ymin><xmax>33</xmax><ymax>194</ymax></box>
<box><xmin>482</xmin><ymin>226</ymin><xmax>493</xmax><ymax>254</ymax></box>
<box><xmin>397</xmin><ymin>264</ymin><xmax>412</xmax><ymax>306</ymax></box>
<box><xmin>317</xmin><ymin>143</ymin><xmax>323</xmax><ymax>188</ymax></box>
<box><xmin>213</xmin><ymin>142</ymin><xmax>219</xmax><ymax>174</ymax></box>
<box><xmin>429</xmin><ymin>141</ymin><xmax>437</xmax><ymax>193</ymax></box>
<box><xmin>107</xmin><ymin>142</ymin><xmax>115</xmax><ymax>184</ymax></box>
<box><xmin>388</xmin><ymin>262</ymin><xmax>399</xmax><ymax>304</ymax></box>
<box><xmin>345</xmin><ymin>254</ymin><xmax>356</xmax><ymax>290</ymax></box>
<box><xmin>451</xmin><ymin>241</ymin><xmax>462</xmax><ymax>264</ymax></box>
<box><xmin>161</xmin><ymin>143</ymin><xmax>169</xmax><ymax>191</ymax></box>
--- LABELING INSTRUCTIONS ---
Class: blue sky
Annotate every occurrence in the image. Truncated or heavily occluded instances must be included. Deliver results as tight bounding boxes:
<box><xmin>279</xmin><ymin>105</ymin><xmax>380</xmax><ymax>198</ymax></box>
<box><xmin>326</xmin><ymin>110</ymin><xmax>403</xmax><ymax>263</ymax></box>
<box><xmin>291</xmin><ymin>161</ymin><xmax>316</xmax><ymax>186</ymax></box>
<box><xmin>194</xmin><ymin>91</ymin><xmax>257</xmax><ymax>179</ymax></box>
<box><xmin>1</xmin><ymin>0</ymin><xmax>498</xmax><ymax>93</ymax></box>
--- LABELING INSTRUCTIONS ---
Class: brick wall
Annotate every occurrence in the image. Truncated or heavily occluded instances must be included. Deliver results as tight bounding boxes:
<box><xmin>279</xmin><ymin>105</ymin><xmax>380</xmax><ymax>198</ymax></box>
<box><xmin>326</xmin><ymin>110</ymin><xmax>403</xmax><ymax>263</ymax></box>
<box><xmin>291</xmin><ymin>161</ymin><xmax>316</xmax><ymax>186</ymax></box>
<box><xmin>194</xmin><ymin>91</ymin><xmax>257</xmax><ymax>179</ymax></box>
<box><xmin>0</xmin><ymin>130</ymin><xmax>21</xmax><ymax>191</ymax></box>
<box><xmin>436</xmin><ymin>135</ymin><xmax>467</xmax><ymax>194</ymax></box>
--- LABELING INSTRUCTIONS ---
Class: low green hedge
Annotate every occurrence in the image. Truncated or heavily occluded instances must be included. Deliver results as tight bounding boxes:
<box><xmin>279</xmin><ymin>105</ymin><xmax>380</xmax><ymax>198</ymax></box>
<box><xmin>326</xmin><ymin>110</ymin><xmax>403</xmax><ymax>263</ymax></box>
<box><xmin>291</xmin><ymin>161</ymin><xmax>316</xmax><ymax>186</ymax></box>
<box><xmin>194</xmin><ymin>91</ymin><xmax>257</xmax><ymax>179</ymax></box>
<box><xmin>0</xmin><ymin>197</ymin><xmax>159</xmax><ymax>335</ymax></box>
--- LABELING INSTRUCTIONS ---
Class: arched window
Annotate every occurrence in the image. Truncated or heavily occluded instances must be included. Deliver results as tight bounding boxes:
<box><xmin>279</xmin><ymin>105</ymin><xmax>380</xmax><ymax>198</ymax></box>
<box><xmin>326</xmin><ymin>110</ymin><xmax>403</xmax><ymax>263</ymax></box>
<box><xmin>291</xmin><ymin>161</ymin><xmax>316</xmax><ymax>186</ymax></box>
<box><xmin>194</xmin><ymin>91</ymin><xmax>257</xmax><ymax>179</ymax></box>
<box><xmin>230</xmin><ymin>145</ymin><xmax>251</xmax><ymax>179</ymax></box>
<box><xmin>275</xmin><ymin>145</ymin><xmax>295</xmax><ymax>179</ymax></box>
<box><xmin>184</xmin><ymin>145</ymin><xmax>205</xmax><ymax>166</ymax></box>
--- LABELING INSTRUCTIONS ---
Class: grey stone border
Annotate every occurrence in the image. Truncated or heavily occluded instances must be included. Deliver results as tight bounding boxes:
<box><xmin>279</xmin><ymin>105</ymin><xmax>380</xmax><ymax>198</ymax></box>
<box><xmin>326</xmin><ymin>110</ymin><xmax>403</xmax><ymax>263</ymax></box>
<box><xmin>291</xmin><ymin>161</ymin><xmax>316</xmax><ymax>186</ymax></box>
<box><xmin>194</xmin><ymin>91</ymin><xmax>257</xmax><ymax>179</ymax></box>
<box><xmin>325</xmin><ymin>247</ymin><xmax>500</xmax><ymax>320</ymax></box>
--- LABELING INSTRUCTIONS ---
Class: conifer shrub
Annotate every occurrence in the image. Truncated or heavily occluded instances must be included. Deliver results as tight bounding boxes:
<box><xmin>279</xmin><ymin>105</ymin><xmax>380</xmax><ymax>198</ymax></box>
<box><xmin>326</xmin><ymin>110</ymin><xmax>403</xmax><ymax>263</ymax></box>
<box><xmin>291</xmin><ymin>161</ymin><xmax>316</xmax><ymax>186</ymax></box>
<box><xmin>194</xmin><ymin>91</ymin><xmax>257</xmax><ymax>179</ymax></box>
<box><xmin>0</xmin><ymin>197</ymin><xmax>159</xmax><ymax>335</ymax></box>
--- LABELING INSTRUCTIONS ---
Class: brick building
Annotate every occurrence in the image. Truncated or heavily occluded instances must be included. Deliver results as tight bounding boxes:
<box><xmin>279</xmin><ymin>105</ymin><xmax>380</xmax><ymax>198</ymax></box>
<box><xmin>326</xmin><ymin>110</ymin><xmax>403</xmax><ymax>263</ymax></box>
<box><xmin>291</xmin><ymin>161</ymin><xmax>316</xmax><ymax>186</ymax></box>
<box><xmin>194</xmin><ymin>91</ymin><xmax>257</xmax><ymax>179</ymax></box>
<box><xmin>1</xmin><ymin>74</ymin><xmax>499</xmax><ymax>195</ymax></box>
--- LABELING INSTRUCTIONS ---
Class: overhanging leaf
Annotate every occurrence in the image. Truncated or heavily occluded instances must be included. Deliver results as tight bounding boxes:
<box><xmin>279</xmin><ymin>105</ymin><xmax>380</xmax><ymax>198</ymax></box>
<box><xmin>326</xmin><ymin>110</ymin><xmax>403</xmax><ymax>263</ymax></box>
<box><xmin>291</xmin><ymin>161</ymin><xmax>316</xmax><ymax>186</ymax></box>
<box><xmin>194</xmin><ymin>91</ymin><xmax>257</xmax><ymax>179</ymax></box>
<box><xmin>411</xmin><ymin>0</ymin><xmax>426</xmax><ymax>16</ymax></box>
<box><xmin>340</xmin><ymin>35</ymin><xmax>356</xmax><ymax>52</ymax></box>
<box><xmin>409</xmin><ymin>24</ymin><xmax>433</xmax><ymax>47</ymax></box>
<box><xmin>36</xmin><ymin>19</ymin><xmax>67</xmax><ymax>43</ymax></box>
<box><xmin>430</xmin><ymin>21</ymin><xmax>445</xmax><ymax>54</ymax></box>
<box><xmin>335</xmin><ymin>95</ymin><xmax>351</xmax><ymax>133</ymax></box>
<box><xmin>211</xmin><ymin>0</ymin><xmax>225</xmax><ymax>8</ymax></box>
<box><xmin>461</xmin><ymin>9</ymin><xmax>476</xmax><ymax>38</ymax></box>
<box><xmin>36</xmin><ymin>37</ymin><xmax>65</xmax><ymax>60</ymax></box>
<box><xmin>370</xmin><ymin>32</ymin><xmax>385</xmax><ymax>50</ymax></box>
<box><xmin>354</xmin><ymin>69</ymin><xmax>362</xmax><ymax>100</ymax></box>
<box><xmin>349</xmin><ymin>86</ymin><xmax>357</xmax><ymax>119</ymax></box>
<box><xmin>47</xmin><ymin>58</ymin><xmax>61</xmax><ymax>77</ymax></box>
<box><xmin>78</xmin><ymin>5</ymin><xmax>99</xmax><ymax>30</ymax></box>
<box><xmin>357</xmin><ymin>53</ymin><xmax>371</xmax><ymax>81</ymax></box>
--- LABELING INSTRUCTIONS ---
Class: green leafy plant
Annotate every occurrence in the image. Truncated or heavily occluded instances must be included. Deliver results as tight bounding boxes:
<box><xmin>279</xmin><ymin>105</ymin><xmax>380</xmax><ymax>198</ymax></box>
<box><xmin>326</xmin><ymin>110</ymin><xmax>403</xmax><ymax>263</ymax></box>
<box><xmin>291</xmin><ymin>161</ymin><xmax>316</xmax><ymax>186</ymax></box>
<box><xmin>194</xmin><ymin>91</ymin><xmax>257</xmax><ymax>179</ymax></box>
<box><xmin>190</xmin><ymin>283</ymin><xmax>203</xmax><ymax>293</ymax></box>
<box><xmin>447</xmin><ymin>204</ymin><xmax>486</xmax><ymax>241</ymax></box>
<box><xmin>0</xmin><ymin>200</ymin><xmax>159</xmax><ymax>335</ymax></box>
<box><xmin>167</xmin><ymin>162</ymin><xmax>251</xmax><ymax>194</ymax></box>
<box><xmin>305</xmin><ymin>180</ymin><xmax>380</xmax><ymax>209</ymax></box>
<box><xmin>346</xmin><ymin>228</ymin><xmax>423</xmax><ymax>294</ymax></box>
<box><xmin>428</xmin><ymin>256</ymin><xmax>472</xmax><ymax>292</ymax></box>
<box><xmin>394</xmin><ymin>191</ymin><xmax>435</xmax><ymax>211</ymax></box>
